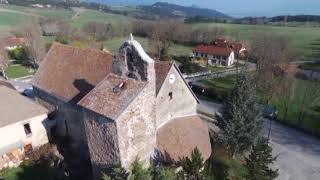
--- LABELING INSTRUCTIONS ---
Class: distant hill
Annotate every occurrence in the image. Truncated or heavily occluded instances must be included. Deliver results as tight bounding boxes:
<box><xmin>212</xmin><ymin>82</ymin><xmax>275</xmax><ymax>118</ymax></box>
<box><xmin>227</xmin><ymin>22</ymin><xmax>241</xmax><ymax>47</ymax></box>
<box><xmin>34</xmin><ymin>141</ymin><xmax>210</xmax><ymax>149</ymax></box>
<box><xmin>86</xmin><ymin>1</ymin><xmax>230</xmax><ymax>19</ymax></box>
<box><xmin>140</xmin><ymin>2</ymin><xmax>231</xmax><ymax>19</ymax></box>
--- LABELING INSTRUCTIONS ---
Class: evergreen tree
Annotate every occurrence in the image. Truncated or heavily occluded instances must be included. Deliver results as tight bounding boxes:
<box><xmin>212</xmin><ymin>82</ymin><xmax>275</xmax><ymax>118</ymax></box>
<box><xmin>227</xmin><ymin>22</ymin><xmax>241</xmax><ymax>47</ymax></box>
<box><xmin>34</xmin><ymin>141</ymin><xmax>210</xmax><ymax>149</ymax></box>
<box><xmin>178</xmin><ymin>148</ymin><xmax>205</xmax><ymax>180</ymax></box>
<box><xmin>245</xmin><ymin>138</ymin><xmax>279</xmax><ymax>180</ymax></box>
<box><xmin>153</xmin><ymin>165</ymin><xmax>177</xmax><ymax>180</ymax></box>
<box><xmin>217</xmin><ymin>70</ymin><xmax>263</xmax><ymax>158</ymax></box>
<box><xmin>130</xmin><ymin>159</ymin><xmax>151</xmax><ymax>180</ymax></box>
<box><xmin>102</xmin><ymin>162</ymin><xmax>129</xmax><ymax>180</ymax></box>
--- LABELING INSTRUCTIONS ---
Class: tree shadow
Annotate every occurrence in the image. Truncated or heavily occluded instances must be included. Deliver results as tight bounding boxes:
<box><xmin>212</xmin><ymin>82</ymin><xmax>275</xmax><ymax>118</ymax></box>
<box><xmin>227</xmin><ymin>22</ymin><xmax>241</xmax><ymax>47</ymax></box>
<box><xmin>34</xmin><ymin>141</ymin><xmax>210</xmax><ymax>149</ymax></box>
<box><xmin>15</xmin><ymin>162</ymin><xmax>66</xmax><ymax>180</ymax></box>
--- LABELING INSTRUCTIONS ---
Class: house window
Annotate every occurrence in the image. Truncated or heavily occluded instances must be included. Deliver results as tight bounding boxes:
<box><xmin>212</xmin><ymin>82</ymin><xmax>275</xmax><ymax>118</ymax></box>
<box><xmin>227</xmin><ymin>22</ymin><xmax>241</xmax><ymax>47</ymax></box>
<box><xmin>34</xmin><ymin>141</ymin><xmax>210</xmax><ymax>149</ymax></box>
<box><xmin>24</xmin><ymin>123</ymin><xmax>32</xmax><ymax>136</ymax></box>
<box><xmin>168</xmin><ymin>92</ymin><xmax>173</xmax><ymax>100</ymax></box>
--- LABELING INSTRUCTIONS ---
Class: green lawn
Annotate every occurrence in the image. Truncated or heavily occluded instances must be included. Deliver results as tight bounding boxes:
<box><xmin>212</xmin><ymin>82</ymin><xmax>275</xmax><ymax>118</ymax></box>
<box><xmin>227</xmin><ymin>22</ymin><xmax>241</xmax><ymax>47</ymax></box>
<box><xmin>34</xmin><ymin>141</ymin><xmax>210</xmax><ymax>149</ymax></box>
<box><xmin>207</xmin><ymin>65</ymin><xmax>227</xmax><ymax>72</ymax></box>
<box><xmin>200</xmin><ymin>75</ymin><xmax>237</xmax><ymax>94</ymax></box>
<box><xmin>5</xmin><ymin>64</ymin><xmax>35</xmax><ymax>79</ymax></box>
<box><xmin>198</xmin><ymin>74</ymin><xmax>320</xmax><ymax>135</ymax></box>
<box><xmin>193</xmin><ymin>22</ymin><xmax>320</xmax><ymax>59</ymax></box>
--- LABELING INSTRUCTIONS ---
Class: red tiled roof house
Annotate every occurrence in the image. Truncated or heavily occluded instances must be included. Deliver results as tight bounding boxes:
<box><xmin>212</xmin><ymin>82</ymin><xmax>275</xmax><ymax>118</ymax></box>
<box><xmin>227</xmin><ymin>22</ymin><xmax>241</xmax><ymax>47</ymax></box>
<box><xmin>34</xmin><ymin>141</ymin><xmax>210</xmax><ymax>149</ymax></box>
<box><xmin>193</xmin><ymin>38</ymin><xmax>247</xmax><ymax>66</ymax></box>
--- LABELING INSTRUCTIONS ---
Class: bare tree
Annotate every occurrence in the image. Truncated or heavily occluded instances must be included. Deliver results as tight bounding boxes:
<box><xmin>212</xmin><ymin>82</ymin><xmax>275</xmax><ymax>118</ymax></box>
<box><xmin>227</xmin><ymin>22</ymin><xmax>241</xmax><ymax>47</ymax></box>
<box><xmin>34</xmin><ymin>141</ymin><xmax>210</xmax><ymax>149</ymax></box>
<box><xmin>82</xmin><ymin>21</ymin><xmax>112</xmax><ymax>41</ymax></box>
<box><xmin>0</xmin><ymin>39</ymin><xmax>9</xmax><ymax>78</ymax></box>
<box><xmin>190</xmin><ymin>26</ymin><xmax>225</xmax><ymax>44</ymax></box>
<box><xmin>277</xmin><ymin>65</ymin><xmax>296</xmax><ymax>121</ymax></box>
<box><xmin>250</xmin><ymin>32</ymin><xmax>293</xmax><ymax>104</ymax></box>
<box><xmin>149</xmin><ymin>19</ymin><xmax>184</xmax><ymax>60</ymax></box>
<box><xmin>19</xmin><ymin>21</ymin><xmax>46</xmax><ymax>65</ymax></box>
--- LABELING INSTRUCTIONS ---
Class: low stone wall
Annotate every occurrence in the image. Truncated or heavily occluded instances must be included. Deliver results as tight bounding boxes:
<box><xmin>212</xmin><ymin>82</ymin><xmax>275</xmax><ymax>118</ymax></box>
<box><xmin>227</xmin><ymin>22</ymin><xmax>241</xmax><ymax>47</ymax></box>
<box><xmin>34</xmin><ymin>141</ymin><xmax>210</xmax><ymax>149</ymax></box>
<box><xmin>0</xmin><ymin>148</ymin><xmax>24</xmax><ymax>170</ymax></box>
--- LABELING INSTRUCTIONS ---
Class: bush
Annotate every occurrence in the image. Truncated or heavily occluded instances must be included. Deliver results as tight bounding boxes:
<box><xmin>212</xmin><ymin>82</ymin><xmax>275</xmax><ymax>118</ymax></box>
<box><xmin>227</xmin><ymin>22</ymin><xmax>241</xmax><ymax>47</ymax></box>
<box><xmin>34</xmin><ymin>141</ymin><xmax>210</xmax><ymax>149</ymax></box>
<box><xmin>7</xmin><ymin>46</ymin><xmax>29</xmax><ymax>62</ymax></box>
<box><xmin>55</xmin><ymin>36</ymin><xmax>69</xmax><ymax>45</ymax></box>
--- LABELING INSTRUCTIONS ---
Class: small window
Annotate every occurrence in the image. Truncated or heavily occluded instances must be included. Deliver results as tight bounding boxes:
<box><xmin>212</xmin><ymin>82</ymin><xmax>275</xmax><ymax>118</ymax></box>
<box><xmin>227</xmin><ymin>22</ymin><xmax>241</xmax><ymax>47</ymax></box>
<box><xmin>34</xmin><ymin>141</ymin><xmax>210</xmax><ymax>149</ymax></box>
<box><xmin>168</xmin><ymin>92</ymin><xmax>173</xmax><ymax>100</ymax></box>
<box><xmin>24</xmin><ymin>123</ymin><xmax>32</xmax><ymax>136</ymax></box>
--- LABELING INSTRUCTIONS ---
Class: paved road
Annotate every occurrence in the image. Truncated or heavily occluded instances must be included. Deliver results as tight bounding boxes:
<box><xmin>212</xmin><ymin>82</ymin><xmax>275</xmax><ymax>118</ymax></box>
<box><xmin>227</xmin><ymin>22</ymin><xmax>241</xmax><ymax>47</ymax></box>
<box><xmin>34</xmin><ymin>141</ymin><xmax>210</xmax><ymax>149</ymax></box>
<box><xmin>198</xmin><ymin>99</ymin><xmax>320</xmax><ymax>180</ymax></box>
<box><xmin>266</xmin><ymin>120</ymin><xmax>320</xmax><ymax>180</ymax></box>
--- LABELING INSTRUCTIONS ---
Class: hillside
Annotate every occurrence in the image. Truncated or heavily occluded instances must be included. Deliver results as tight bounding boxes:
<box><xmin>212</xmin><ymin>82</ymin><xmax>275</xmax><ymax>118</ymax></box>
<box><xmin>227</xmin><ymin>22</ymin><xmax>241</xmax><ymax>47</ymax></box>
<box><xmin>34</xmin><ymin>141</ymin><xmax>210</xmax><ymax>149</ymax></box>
<box><xmin>140</xmin><ymin>2</ymin><xmax>230</xmax><ymax>19</ymax></box>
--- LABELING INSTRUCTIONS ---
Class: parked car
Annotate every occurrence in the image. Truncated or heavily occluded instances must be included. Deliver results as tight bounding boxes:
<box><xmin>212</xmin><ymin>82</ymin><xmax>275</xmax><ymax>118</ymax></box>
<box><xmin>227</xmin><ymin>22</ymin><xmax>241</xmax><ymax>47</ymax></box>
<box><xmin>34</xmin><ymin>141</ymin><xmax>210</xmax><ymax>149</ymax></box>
<box><xmin>256</xmin><ymin>104</ymin><xmax>278</xmax><ymax>119</ymax></box>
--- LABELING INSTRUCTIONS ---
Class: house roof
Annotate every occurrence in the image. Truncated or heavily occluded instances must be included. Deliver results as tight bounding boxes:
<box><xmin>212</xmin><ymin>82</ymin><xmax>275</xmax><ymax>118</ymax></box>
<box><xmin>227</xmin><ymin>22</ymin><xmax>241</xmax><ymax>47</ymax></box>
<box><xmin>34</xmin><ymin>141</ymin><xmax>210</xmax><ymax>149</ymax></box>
<box><xmin>1</xmin><ymin>36</ymin><xmax>25</xmax><ymax>47</ymax></box>
<box><xmin>155</xmin><ymin>61</ymin><xmax>172</xmax><ymax>94</ymax></box>
<box><xmin>193</xmin><ymin>44</ymin><xmax>232</xmax><ymax>57</ymax></box>
<box><xmin>33</xmin><ymin>43</ymin><xmax>113</xmax><ymax>103</ymax></box>
<box><xmin>157</xmin><ymin>115</ymin><xmax>211</xmax><ymax>161</ymax></box>
<box><xmin>78</xmin><ymin>73</ymin><xmax>146</xmax><ymax>120</ymax></box>
<box><xmin>0</xmin><ymin>86</ymin><xmax>48</xmax><ymax>128</ymax></box>
<box><xmin>0</xmin><ymin>80</ymin><xmax>15</xmax><ymax>90</ymax></box>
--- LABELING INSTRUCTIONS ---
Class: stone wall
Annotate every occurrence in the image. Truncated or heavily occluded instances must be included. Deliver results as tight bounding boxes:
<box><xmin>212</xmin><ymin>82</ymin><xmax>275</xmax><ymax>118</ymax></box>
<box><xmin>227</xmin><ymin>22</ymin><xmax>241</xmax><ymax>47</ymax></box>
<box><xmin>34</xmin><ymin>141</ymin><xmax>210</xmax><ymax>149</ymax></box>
<box><xmin>156</xmin><ymin>66</ymin><xmax>198</xmax><ymax>128</ymax></box>
<box><xmin>115</xmin><ymin>43</ymin><xmax>157</xmax><ymax>169</ymax></box>
<box><xmin>0</xmin><ymin>148</ymin><xmax>24</xmax><ymax>170</ymax></box>
<box><xmin>116</xmin><ymin>78</ymin><xmax>156</xmax><ymax>169</ymax></box>
<box><xmin>83</xmin><ymin>109</ymin><xmax>120</xmax><ymax>179</ymax></box>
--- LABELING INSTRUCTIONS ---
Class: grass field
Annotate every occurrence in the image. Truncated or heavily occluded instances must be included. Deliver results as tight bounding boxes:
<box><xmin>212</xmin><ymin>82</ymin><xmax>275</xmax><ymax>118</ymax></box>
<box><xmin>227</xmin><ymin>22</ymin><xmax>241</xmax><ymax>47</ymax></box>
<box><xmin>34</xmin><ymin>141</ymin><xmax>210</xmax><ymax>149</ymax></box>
<box><xmin>198</xmin><ymin>74</ymin><xmax>320</xmax><ymax>135</ymax></box>
<box><xmin>193</xmin><ymin>23</ymin><xmax>320</xmax><ymax>59</ymax></box>
<box><xmin>1</xmin><ymin>5</ymin><xmax>319</xmax><ymax>59</ymax></box>
<box><xmin>71</xmin><ymin>9</ymin><xmax>130</xmax><ymax>27</ymax></box>
<box><xmin>0</xmin><ymin>11</ymin><xmax>26</xmax><ymax>27</ymax></box>
<box><xmin>2</xmin><ymin>5</ymin><xmax>74</xmax><ymax>18</ymax></box>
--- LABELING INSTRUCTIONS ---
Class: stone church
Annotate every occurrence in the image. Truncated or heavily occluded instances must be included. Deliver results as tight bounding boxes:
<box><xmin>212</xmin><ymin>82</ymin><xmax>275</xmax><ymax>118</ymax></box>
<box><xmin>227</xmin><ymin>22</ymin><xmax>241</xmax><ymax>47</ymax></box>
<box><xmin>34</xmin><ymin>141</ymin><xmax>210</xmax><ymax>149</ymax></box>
<box><xmin>32</xmin><ymin>36</ymin><xmax>211</xmax><ymax>178</ymax></box>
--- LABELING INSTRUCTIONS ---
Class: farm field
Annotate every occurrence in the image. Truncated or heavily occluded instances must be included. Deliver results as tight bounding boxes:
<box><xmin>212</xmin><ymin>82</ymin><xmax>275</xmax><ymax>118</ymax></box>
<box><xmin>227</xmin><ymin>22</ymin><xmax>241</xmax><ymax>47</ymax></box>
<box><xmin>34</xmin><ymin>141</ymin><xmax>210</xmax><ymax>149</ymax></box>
<box><xmin>2</xmin><ymin>5</ymin><xmax>74</xmax><ymax>18</ymax></box>
<box><xmin>70</xmin><ymin>9</ymin><xmax>130</xmax><ymax>27</ymax></box>
<box><xmin>1</xmin><ymin>5</ymin><xmax>320</xmax><ymax>59</ymax></box>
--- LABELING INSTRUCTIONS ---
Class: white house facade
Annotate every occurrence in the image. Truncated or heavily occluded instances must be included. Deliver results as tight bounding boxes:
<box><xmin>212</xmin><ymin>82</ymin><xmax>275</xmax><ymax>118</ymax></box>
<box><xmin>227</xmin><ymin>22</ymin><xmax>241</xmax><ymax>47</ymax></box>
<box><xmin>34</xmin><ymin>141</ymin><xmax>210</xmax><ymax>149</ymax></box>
<box><xmin>0</xmin><ymin>84</ymin><xmax>49</xmax><ymax>169</ymax></box>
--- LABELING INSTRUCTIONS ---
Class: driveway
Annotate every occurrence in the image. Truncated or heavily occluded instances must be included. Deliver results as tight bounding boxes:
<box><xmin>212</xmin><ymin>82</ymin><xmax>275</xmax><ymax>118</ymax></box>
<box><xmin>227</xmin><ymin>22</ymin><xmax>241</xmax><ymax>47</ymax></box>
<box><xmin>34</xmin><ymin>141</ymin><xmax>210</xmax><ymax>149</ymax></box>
<box><xmin>198</xmin><ymin>99</ymin><xmax>320</xmax><ymax>180</ymax></box>
<box><xmin>266</xmin><ymin>120</ymin><xmax>320</xmax><ymax>180</ymax></box>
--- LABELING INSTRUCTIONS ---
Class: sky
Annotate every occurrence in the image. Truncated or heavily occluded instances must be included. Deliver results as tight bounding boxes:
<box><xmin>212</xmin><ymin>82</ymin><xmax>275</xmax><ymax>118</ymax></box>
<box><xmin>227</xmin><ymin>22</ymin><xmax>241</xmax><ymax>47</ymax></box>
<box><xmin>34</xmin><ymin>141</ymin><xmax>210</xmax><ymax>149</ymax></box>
<box><xmin>101</xmin><ymin>0</ymin><xmax>320</xmax><ymax>17</ymax></box>
<box><xmin>163</xmin><ymin>0</ymin><xmax>320</xmax><ymax>17</ymax></box>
